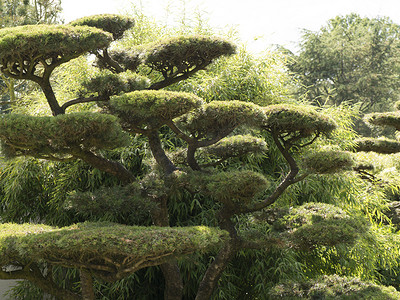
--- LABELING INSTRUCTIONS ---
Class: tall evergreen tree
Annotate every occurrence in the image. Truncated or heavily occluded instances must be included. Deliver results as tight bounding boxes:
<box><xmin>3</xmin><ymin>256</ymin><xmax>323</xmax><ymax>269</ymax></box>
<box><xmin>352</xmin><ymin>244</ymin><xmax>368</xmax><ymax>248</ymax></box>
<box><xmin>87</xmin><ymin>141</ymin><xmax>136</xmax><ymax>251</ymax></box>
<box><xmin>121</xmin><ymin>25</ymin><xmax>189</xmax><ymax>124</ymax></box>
<box><xmin>289</xmin><ymin>14</ymin><xmax>400</xmax><ymax>112</ymax></box>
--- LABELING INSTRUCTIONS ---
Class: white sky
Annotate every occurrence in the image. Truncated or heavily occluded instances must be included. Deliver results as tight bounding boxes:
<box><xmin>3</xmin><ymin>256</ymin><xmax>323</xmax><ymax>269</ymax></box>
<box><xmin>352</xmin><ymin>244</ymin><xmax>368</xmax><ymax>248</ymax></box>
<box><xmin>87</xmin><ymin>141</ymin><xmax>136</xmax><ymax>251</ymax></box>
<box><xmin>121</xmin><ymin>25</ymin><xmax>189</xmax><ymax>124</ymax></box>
<box><xmin>61</xmin><ymin>0</ymin><xmax>400</xmax><ymax>53</ymax></box>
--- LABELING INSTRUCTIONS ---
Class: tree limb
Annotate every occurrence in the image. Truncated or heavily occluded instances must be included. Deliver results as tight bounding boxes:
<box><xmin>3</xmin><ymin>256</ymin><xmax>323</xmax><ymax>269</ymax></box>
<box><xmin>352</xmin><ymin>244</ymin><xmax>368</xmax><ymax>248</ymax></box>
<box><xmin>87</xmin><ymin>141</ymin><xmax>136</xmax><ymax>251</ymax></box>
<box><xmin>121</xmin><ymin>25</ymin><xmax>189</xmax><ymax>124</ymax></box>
<box><xmin>61</xmin><ymin>95</ymin><xmax>110</xmax><ymax>111</ymax></box>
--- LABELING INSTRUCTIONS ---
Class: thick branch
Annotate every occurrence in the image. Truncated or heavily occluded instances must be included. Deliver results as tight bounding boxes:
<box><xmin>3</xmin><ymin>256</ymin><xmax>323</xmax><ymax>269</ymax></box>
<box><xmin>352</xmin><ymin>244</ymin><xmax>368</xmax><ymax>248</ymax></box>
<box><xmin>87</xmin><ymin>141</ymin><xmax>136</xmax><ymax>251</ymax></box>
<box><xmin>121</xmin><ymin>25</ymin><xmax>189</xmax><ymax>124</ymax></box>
<box><xmin>72</xmin><ymin>150</ymin><xmax>135</xmax><ymax>184</ymax></box>
<box><xmin>151</xmin><ymin>197</ymin><xmax>183</xmax><ymax>300</ymax></box>
<box><xmin>38</xmin><ymin>79</ymin><xmax>64</xmax><ymax>116</ymax></box>
<box><xmin>1</xmin><ymin>266</ymin><xmax>80</xmax><ymax>300</ymax></box>
<box><xmin>239</xmin><ymin>132</ymin><xmax>300</xmax><ymax>214</ymax></box>
<box><xmin>95</xmin><ymin>49</ymin><xmax>125</xmax><ymax>73</ymax></box>
<box><xmin>187</xmin><ymin>144</ymin><xmax>201</xmax><ymax>170</ymax></box>
<box><xmin>146</xmin><ymin>130</ymin><xmax>177</xmax><ymax>175</ymax></box>
<box><xmin>61</xmin><ymin>95</ymin><xmax>110</xmax><ymax>111</ymax></box>
<box><xmin>80</xmin><ymin>269</ymin><xmax>95</xmax><ymax>300</ymax></box>
<box><xmin>196</xmin><ymin>209</ymin><xmax>237</xmax><ymax>300</ymax></box>
<box><xmin>148</xmin><ymin>62</ymin><xmax>209</xmax><ymax>90</ymax></box>
<box><xmin>195</xmin><ymin>242</ymin><xmax>236</xmax><ymax>300</ymax></box>
<box><xmin>165</xmin><ymin>120</ymin><xmax>197</xmax><ymax>145</ymax></box>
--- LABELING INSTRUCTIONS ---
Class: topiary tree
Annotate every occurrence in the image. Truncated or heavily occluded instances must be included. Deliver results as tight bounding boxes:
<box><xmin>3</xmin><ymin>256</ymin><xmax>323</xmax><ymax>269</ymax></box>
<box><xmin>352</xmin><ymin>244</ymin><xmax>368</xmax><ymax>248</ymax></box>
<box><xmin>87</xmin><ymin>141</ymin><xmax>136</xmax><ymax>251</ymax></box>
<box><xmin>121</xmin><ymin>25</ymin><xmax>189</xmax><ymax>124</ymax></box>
<box><xmin>0</xmin><ymin>13</ymin><xmax>367</xmax><ymax>300</ymax></box>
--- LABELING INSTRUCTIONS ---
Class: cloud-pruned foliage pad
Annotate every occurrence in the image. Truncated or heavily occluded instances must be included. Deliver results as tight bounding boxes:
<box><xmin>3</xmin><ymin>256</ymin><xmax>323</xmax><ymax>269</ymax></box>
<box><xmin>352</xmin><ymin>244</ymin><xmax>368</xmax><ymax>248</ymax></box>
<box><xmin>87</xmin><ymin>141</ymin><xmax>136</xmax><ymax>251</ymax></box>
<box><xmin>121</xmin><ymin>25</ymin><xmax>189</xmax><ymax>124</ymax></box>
<box><xmin>141</xmin><ymin>35</ymin><xmax>236</xmax><ymax>75</ymax></box>
<box><xmin>110</xmin><ymin>90</ymin><xmax>203</xmax><ymax>129</ymax></box>
<box><xmin>0</xmin><ymin>113</ymin><xmax>130</xmax><ymax>157</ymax></box>
<box><xmin>269</xmin><ymin>275</ymin><xmax>400</xmax><ymax>299</ymax></box>
<box><xmin>178</xmin><ymin>100</ymin><xmax>266</xmax><ymax>138</ymax></box>
<box><xmin>273</xmin><ymin>203</ymin><xmax>367</xmax><ymax>250</ymax></box>
<box><xmin>202</xmin><ymin>135</ymin><xmax>268</xmax><ymax>159</ymax></box>
<box><xmin>0</xmin><ymin>25</ymin><xmax>112</xmax><ymax>75</ymax></box>
<box><xmin>80</xmin><ymin>70</ymin><xmax>150</xmax><ymax>97</ymax></box>
<box><xmin>301</xmin><ymin>149</ymin><xmax>355</xmax><ymax>174</ymax></box>
<box><xmin>0</xmin><ymin>222</ymin><xmax>228</xmax><ymax>278</ymax></box>
<box><xmin>354</xmin><ymin>137</ymin><xmax>400</xmax><ymax>154</ymax></box>
<box><xmin>69</xmin><ymin>14</ymin><xmax>135</xmax><ymax>40</ymax></box>
<box><xmin>263</xmin><ymin>104</ymin><xmax>337</xmax><ymax>136</ymax></box>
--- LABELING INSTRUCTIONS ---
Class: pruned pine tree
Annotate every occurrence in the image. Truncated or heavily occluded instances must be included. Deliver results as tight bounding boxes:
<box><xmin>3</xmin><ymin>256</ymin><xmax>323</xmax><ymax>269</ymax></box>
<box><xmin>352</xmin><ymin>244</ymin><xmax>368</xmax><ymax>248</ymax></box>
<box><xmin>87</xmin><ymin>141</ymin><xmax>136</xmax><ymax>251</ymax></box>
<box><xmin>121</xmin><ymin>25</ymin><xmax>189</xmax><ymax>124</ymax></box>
<box><xmin>354</xmin><ymin>101</ymin><xmax>400</xmax><ymax>154</ymax></box>
<box><xmin>0</xmin><ymin>14</ymin><xmax>357</xmax><ymax>300</ymax></box>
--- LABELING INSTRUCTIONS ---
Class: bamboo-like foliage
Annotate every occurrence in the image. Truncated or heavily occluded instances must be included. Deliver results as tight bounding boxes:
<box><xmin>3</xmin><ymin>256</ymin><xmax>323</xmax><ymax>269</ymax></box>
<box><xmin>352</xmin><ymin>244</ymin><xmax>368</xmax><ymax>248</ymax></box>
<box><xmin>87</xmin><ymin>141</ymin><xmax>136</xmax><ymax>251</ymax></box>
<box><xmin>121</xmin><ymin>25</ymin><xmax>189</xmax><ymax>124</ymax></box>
<box><xmin>269</xmin><ymin>275</ymin><xmax>400</xmax><ymax>299</ymax></box>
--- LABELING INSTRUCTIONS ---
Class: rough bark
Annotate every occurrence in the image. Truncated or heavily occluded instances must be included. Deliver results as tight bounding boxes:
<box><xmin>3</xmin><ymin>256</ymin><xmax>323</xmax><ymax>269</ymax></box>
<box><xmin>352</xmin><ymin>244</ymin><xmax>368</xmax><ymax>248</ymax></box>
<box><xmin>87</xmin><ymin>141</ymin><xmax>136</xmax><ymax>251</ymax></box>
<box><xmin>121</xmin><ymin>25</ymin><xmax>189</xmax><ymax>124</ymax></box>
<box><xmin>80</xmin><ymin>269</ymin><xmax>95</xmax><ymax>300</ymax></box>
<box><xmin>151</xmin><ymin>197</ymin><xmax>183</xmax><ymax>300</ymax></box>
<box><xmin>195</xmin><ymin>242</ymin><xmax>236</xmax><ymax>300</ymax></box>
<box><xmin>159</xmin><ymin>262</ymin><xmax>183</xmax><ymax>300</ymax></box>
<box><xmin>195</xmin><ymin>210</ymin><xmax>238</xmax><ymax>300</ymax></box>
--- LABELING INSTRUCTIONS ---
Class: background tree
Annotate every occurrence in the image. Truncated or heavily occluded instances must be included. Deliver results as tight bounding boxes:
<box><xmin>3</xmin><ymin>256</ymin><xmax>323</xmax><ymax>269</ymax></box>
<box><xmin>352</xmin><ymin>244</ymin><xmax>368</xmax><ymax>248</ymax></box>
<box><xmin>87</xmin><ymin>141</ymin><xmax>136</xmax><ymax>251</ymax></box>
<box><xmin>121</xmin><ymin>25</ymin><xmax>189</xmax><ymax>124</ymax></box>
<box><xmin>288</xmin><ymin>14</ymin><xmax>400</xmax><ymax>112</ymax></box>
<box><xmin>0</xmin><ymin>11</ymin><xmax>400</xmax><ymax>300</ymax></box>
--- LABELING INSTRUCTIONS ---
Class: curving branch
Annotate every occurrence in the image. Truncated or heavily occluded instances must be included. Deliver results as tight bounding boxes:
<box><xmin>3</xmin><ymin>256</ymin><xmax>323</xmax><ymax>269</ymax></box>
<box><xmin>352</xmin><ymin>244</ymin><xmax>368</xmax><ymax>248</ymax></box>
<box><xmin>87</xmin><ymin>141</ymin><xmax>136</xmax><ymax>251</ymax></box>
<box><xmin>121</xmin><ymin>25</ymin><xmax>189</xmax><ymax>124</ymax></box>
<box><xmin>239</xmin><ymin>131</ymin><xmax>300</xmax><ymax>214</ymax></box>
<box><xmin>61</xmin><ymin>95</ymin><xmax>110</xmax><ymax>111</ymax></box>
<box><xmin>0</xmin><ymin>265</ymin><xmax>80</xmax><ymax>300</ymax></box>
<box><xmin>148</xmin><ymin>61</ymin><xmax>210</xmax><ymax>90</ymax></box>
<box><xmin>71</xmin><ymin>149</ymin><xmax>136</xmax><ymax>184</ymax></box>
<box><xmin>95</xmin><ymin>48</ymin><xmax>125</xmax><ymax>73</ymax></box>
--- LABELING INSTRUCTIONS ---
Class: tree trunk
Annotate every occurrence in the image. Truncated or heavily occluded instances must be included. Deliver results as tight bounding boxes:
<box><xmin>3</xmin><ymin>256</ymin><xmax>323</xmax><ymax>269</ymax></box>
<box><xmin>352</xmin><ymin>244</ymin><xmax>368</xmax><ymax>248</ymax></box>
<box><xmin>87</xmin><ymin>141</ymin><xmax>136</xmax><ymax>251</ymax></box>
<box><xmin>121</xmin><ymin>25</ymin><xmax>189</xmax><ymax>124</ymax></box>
<box><xmin>39</xmin><ymin>80</ymin><xmax>64</xmax><ymax>116</ymax></box>
<box><xmin>146</xmin><ymin>130</ymin><xmax>177</xmax><ymax>175</ymax></box>
<box><xmin>160</xmin><ymin>262</ymin><xmax>183</xmax><ymax>300</ymax></box>
<box><xmin>152</xmin><ymin>197</ymin><xmax>183</xmax><ymax>300</ymax></box>
<box><xmin>195</xmin><ymin>242</ymin><xmax>236</xmax><ymax>300</ymax></box>
<box><xmin>80</xmin><ymin>269</ymin><xmax>95</xmax><ymax>300</ymax></box>
<box><xmin>195</xmin><ymin>209</ymin><xmax>238</xmax><ymax>300</ymax></box>
<box><xmin>187</xmin><ymin>144</ymin><xmax>200</xmax><ymax>170</ymax></box>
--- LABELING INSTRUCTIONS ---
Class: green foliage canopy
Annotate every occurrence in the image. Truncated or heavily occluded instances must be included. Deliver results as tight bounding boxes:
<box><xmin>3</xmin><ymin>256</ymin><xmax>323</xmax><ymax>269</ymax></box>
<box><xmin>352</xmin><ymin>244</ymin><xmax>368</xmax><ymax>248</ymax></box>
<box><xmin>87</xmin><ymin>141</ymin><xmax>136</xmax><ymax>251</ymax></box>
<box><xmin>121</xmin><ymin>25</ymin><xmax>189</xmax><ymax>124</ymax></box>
<box><xmin>142</xmin><ymin>35</ymin><xmax>236</xmax><ymax>75</ymax></box>
<box><xmin>110</xmin><ymin>90</ymin><xmax>204</xmax><ymax>130</ymax></box>
<box><xmin>177</xmin><ymin>100</ymin><xmax>266</xmax><ymax>139</ymax></box>
<box><xmin>263</xmin><ymin>104</ymin><xmax>337</xmax><ymax>136</ymax></box>
<box><xmin>354</xmin><ymin>137</ymin><xmax>400</xmax><ymax>154</ymax></box>
<box><xmin>289</xmin><ymin>14</ymin><xmax>400</xmax><ymax>111</ymax></box>
<box><xmin>0</xmin><ymin>25</ymin><xmax>112</xmax><ymax>80</ymax></box>
<box><xmin>0</xmin><ymin>113</ymin><xmax>130</xmax><ymax>158</ymax></box>
<box><xmin>69</xmin><ymin>14</ymin><xmax>135</xmax><ymax>40</ymax></box>
<box><xmin>0</xmin><ymin>222</ymin><xmax>228</xmax><ymax>281</ymax></box>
